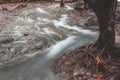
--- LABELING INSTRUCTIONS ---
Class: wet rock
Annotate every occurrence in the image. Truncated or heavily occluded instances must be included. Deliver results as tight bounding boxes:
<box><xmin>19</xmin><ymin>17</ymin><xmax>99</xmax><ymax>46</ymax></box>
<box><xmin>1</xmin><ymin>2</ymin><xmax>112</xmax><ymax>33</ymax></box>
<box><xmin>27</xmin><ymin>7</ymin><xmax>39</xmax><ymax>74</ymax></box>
<box><xmin>0</xmin><ymin>36</ymin><xmax>14</xmax><ymax>44</ymax></box>
<box><xmin>1</xmin><ymin>43</ymin><xmax>11</xmax><ymax>47</ymax></box>
<box><xmin>23</xmin><ymin>33</ymin><xmax>29</xmax><ymax>36</ymax></box>
<box><xmin>10</xmin><ymin>48</ymin><xmax>15</xmax><ymax>53</ymax></box>
<box><xmin>34</xmin><ymin>42</ymin><xmax>43</xmax><ymax>49</ymax></box>
<box><xmin>21</xmin><ymin>47</ymin><xmax>29</xmax><ymax>55</ymax></box>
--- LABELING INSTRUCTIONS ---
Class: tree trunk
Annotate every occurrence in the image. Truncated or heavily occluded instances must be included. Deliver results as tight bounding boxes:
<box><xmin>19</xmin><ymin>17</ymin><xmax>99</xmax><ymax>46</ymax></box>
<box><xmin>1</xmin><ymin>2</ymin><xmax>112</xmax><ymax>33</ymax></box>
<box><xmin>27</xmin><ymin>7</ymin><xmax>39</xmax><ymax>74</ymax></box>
<box><xmin>84</xmin><ymin>0</ymin><xmax>117</xmax><ymax>50</ymax></box>
<box><xmin>60</xmin><ymin>0</ymin><xmax>64</xmax><ymax>7</ymax></box>
<box><xmin>95</xmin><ymin>12</ymin><xmax>115</xmax><ymax>50</ymax></box>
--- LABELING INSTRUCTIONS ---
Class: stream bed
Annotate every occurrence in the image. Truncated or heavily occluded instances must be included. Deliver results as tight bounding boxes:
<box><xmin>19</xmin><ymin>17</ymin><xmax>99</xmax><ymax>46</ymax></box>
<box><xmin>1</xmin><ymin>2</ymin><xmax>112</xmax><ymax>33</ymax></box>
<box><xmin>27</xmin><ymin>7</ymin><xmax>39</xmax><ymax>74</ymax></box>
<box><xmin>0</xmin><ymin>36</ymin><xmax>97</xmax><ymax>80</ymax></box>
<box><xmin>0</xmin><ymin>3</ymin><xmax>98</xmax><ymax>80</ymax></box>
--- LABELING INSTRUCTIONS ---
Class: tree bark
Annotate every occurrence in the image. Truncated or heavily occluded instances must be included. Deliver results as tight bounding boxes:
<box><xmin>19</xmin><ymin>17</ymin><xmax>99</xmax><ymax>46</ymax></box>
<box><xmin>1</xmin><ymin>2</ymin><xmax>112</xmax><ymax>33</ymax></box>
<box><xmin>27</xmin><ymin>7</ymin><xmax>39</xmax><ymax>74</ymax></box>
<box><xmin>84</xmin><ymin>0</ymin><xmax>117</xmax><ymax>50</ymax></box>
<box><xmin>60</xmin><ymin>0</ymin><xmax>64</xmax><ymax>7</ymax></box>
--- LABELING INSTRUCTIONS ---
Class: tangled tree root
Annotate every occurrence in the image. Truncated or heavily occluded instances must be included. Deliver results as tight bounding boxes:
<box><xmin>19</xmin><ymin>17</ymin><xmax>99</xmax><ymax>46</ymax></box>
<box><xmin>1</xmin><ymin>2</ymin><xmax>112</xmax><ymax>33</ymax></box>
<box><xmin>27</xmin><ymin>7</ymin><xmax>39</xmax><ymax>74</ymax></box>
<box><xmin>53</xmin><ymin>44</ymin><xmax>120</xmax><ymax>80</ymax></box>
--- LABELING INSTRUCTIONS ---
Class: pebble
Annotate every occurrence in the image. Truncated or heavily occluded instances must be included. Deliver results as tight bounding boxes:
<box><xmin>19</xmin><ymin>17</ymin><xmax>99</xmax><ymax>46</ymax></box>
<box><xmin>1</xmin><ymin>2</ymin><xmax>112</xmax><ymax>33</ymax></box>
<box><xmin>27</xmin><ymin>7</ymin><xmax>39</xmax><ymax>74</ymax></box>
<box><xmin>10</xmin><ymin>48</ymin><xmax>15</xmax><ymax>53</ymax></box>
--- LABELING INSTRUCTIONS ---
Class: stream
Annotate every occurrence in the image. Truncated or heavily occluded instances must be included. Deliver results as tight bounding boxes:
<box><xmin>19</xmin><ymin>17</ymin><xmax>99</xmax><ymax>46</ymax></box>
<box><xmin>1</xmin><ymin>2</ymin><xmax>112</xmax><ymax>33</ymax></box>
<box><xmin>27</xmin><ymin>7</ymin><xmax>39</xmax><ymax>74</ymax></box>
<box><xmin>0</xmin><ymin>3</ymin><xmax>98</xmax><ymax>80</ymax></box>
<box><xmin>0</xmin><ymin>35</ymin><xmax>97</xmax><ymax>80</ymax></box>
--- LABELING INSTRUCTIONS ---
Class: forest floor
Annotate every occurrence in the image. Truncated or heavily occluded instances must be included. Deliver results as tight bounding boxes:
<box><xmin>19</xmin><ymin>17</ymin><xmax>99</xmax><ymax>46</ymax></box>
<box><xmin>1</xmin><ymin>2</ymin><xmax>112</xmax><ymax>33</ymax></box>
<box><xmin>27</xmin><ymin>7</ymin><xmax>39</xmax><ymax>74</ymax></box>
<box><xmin>0</xmin><ymin>1</ymin><xmax>120</xmax><ymax>80</ymax></box>
<box><xmin>53</xmin><ymin>2</ymin><xmax>120</xmax><ymax>80</ymax></box>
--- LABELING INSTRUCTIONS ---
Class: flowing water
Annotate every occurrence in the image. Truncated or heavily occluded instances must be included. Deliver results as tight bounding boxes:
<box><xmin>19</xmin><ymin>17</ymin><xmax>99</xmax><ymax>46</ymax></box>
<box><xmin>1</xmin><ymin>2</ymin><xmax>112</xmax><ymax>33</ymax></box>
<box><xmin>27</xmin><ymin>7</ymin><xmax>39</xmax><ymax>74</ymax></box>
<box><xmin>0</xmin><ymin>35</ymin><xmax>96</xmax><ymax>80</ymax></box>
<box><xmin>0</xmin><ymin>3</ymin><xmax>98</xmax><ymax>80</ymax></box>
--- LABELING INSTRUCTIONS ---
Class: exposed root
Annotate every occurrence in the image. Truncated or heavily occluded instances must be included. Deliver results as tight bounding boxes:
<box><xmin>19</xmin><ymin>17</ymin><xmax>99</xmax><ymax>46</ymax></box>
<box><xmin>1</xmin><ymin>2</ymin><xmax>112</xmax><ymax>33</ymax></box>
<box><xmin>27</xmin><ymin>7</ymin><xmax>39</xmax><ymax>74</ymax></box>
<box><xmin>53</xmin><ymin>44</ymin><xmax>120</xmax><ymax>80</ymax></box>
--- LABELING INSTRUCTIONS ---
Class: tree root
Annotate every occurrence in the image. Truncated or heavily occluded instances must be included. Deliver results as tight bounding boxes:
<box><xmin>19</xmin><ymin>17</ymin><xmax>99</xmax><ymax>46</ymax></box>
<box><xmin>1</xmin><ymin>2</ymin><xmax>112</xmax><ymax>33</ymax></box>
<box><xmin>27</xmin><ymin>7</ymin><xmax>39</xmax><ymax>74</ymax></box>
<box><xmin>53</xmin><ymin>44</ymin><xmax>120</xmax><ymax>80</ymax></box>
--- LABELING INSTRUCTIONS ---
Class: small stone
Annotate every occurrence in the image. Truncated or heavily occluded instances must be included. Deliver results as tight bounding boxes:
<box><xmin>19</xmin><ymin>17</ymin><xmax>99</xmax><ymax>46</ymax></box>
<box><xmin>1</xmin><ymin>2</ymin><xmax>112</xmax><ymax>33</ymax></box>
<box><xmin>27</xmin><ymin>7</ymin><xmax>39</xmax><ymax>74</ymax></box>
<box><xmin>35</xmin><ymin>43</ymin><xmax>43</xmax><ymax>49</ymax></box>
<box><xmin>23</xmin><ymin>33</ymin><xmax>28</xmax><ymax>36</ymax></box>
<box><xmin>10</xmin><ymin>48</ymin><xmax>15</xmax><ymax>53</ymax></box>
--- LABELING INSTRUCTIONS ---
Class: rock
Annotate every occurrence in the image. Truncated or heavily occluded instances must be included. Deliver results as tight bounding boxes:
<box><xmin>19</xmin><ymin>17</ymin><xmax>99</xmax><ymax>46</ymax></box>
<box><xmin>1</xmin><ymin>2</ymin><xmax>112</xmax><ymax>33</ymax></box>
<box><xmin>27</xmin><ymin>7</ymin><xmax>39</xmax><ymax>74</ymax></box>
<box><xmin>1</xmin><ymin>44</ymin><xmax>12</xmax><ymax>48</ymax></box>
<box><xmin>21</xmin><ymin>47</ymin><xmax>29</xmax><ymax>55</ymax></box>
<box><xmin>10</xmin><ymin>48</ymin><xmax>15</xmax><ymax>53</ymax></box>
<box><xmin>0</xmin><ymin>36</ymin><xmax>14</xmax><ymax>44</ymax></box>
<box><xmin>34</xmin><ymin>43</ymin><xmax>43</xmax><ymax>49</ymax></box>
<box><xmin>23</xmin><ymin>33</ymin><xmax>29</xmax><ymax>36</ymax></box>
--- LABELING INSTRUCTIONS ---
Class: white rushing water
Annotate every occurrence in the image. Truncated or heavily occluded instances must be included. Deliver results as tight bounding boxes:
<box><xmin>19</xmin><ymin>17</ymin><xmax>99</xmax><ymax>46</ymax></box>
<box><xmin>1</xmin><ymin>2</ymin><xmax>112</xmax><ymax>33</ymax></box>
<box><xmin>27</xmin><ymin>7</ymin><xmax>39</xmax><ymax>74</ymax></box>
<box><xmin>37</xmin><ymin>17</ymin><xmax>50</xmax><ymax>23</ymax></box>
<box><xmin>42</xmin><ymin>28</ymin><xmax>56</xmax><ymax>34</ymax></box>
<box><xmin>0</xmin><ymin>35</ymin><xmax>96</xmax><ymax>80</ymax></box>
<box><xmin>36</xmin><ymin>7</ymin><xmax>49</xmax><ymax>14</ymax></box>
<box><xmin>65</xmin><ymin>5</ymin><xmax>74</xmax><ymax>10</ymax></box>
<box><xmin>17</xmin><ymin>17</ymin><xmax>34</xmax><ymax>23</ymax></box>
<box><xmin>46</xmin><ymin>36</ymin><xmax>76</xmax><ymax>59</ymax></box>
<box><xmin>53</xmin><ymin>14</ymin><xmax>97</xmax><ymax>35</ymax></box>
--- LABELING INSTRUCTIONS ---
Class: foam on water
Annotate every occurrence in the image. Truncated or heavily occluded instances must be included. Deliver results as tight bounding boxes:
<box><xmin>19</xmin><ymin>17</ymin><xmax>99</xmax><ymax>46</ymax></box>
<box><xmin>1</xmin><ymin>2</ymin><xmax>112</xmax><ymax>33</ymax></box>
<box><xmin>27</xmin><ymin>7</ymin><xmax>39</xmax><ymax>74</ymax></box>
<box><xmin>60</xmin><ymin>14</ymin><xmax>68</xmax><ymax>22</ymax></box>
<box><xmin>11</xmin><ymin>30</ymin><xmax>23</xmax><ymax>37</ymax></box>
<box><xmin>11</xmin><ymin>26</ymin><xmax>23</xmax><ymax>37</ymax></box>
<box><xmin>53</xmin><ymin>20</ymin><xmax>65</xmax><ymax>27</ymax></box>
<box><xmin>22</xmin><ymin>11</ymin><xmax>29</xmax><ymax>15</ymax></box>
<box><xmin>65</xmin><ymin>5</ymin><xmax>74</xmax><ymax>10</ymax></box>
<box><xmin>52</xmin><ymin>14</ymin><xmax>68</xmax><ymax>28</ymax></box>
<box><xmin>14</xmin><ymin>40</ymin><xmax>27</xmax><ymax>43</ymax></box>
<box><xmin>48</xmin><ymin>4</ymin><xmax>59</xmax><ymax>8</ymax></box>
<box><xmin>17</xmin><ymin>17</ymin><xmax>34</xmax><ymax>23</ymax></box>
<box><xmin>46</xmin><ymin>36</ymin><xmax>76</xmax><ymax>59</ymax></box>
<box><xmin>72</xmin><ymin>26</ymin><xmax>97</xmax><ymax>35</ymax></box>
<box><xmin>42</xmin><ymin>28</ymin><xmax>56</xmax><ymax>35</ymax></box>
<box><xmin>35</xmin><ymin>23</ymin><xmax>40</xmax><ymax>31</ymax></box>
<box><xmin>53</xmin><ymin>14</ymin><xmax>96</xmax><ymax>35</ymax></box>
<box><xmin>17</xmin><ymin>17</ymin><xmax>24</xmax><ymax>21</ymax></box>
<box><xmin>11</xmin><ymin>25</ymin><xmax>32</xmax><ymax>37</ymax></box>
<box><xmin>25</xmin><ymin>18</ymin><xmax>34</xmax><ymax>23</ymax></box>
<box><xmin>36</xmin><ymin>7</ymin><xmax>48</xmax><ymax>14</ymax></box>
<box><xmin>37</xmin><ymin>17</ymin><xmax>50</xmax><ymax>22</ymax></box>
<box><xmin>14</xmin><ymin>25</ymin><xmax>30</xmax><ymax>31</ymax></box>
